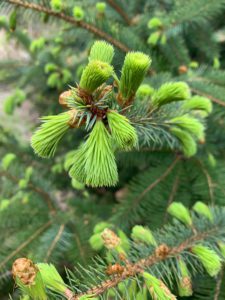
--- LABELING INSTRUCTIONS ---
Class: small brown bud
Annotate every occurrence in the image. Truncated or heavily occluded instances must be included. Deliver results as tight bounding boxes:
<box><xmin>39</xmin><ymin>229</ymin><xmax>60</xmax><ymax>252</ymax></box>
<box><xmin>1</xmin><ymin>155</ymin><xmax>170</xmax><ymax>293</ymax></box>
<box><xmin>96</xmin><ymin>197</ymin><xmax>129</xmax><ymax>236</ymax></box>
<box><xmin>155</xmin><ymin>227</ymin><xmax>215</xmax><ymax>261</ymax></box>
<box><xmin>101</xmin><ymin>228</ymin><xmax>121</xmax><ymax>249</ymax></box>
<box><xmin>68</xmin><ymin>109</ymin><xmax>79</xmax><ymax>128</ymax></box>
<box><xmin>178</xmin><ymin>65</ymin><xmax>188</xmax><ymax>74</ymax></box>
<box><xmin>198</xmin><ymin>138</ymin><xmax>205</xmax><ymax>145</ymax></box>
<box><xmin>59</xmin><ymin>90</ymin><xmax>72</xmax><ymax>108</ymax></box>
<box><xmin>119</xmin><ymin>252</ymin><xmax>127</xmax><ymax>261</ymax></box>
<box><xmin>106</xmin><ymin>263</ymin><xmax>124</xmax><ymax>276</ymax></box>
<box><xmin>181</xmin><ymin>276</ymin><xmax>192</xmax><ymax>290</ymax></box>
<box><xmin>12</xmin><ymin>258</ymin><xmax>38</xmax><ymax>286</ymax></box>
<box><xmin>97</xmin><ymin>85</ymin><xmax>113</xmax><ymax>100</ymax></box>
<box><xmin>155</xmin><ymin>244</ymin><xmax>170</xmax><ymax>259</ymax></box>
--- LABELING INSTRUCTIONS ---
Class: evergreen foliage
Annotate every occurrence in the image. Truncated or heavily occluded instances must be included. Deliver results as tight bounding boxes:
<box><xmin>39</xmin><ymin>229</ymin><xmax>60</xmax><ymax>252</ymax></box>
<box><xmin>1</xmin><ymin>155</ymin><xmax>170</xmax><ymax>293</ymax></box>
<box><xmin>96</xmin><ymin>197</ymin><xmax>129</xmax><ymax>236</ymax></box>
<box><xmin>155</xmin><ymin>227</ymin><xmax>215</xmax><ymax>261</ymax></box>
<box><xmin>0</xmin><ymin>0</ymin><xmax>225</xmax><ymax>299</ymax></box>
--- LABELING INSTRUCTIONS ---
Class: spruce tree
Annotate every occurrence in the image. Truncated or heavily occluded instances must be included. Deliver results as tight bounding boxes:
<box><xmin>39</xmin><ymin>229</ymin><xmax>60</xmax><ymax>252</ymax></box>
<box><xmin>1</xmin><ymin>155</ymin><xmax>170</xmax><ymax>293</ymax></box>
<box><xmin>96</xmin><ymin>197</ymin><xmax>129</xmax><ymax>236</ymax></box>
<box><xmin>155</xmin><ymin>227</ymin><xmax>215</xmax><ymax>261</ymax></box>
<box><xmin>0</xmin><ymin>0</ymin><xmax>225</xmax><ymax>299</ymax></box>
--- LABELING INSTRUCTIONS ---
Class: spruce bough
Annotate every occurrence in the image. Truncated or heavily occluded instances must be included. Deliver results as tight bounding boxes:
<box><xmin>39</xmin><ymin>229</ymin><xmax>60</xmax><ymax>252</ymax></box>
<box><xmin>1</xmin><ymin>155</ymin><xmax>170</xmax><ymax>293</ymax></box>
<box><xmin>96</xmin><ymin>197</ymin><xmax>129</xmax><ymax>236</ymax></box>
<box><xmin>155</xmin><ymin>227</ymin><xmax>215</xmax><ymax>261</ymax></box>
<box><xmin>12</xmin><ymin>203</ymin><xmax>225</xmax><ymax>300</ymax></box>
<box><xmin>31</xmin><ymin>40</ymin><xmax>210</xmax><ymax>187</ymax></box>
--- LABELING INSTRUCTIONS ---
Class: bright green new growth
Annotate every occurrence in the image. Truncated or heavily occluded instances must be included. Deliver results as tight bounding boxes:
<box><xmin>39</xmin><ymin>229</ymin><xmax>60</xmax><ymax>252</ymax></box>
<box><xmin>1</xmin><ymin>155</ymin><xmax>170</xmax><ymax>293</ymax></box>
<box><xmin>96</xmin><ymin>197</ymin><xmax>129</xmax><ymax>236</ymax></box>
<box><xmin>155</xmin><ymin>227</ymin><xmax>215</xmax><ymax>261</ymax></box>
<box><xmin>136</xmin><ymin>287</ymin><xmax>148</xmax><ymax>300</ymax></box>
<box><xmin>71</xmin><ymin>178</ymin><xmax>85</xmax><ymax>190</ymax></box>
<box><xmin>73</xmin><ymin>6</ymin><xmax>84</xmax><ymax>21</ymax></box>
<box><xmin>148</xmin><ymin>17</ymin><xmax>163</xmax><ymax>29</ymax></box>
<box><xmin>85</xmin><ymin>120</ymin><xmax>118</xmax><ymax>187</ymax></box>
<box><xmin>15</xmin><ymin>272</ymin><xmax>47</xmax><ymax>300</ymax></box>
<box><xmin>69</xmin><ymin>145</ymin><xmax>87</xmax><ymax>183</ymax></box>
<box><xmin>131</xmin><ymin>225</ymin><xmax>157</xmax><ymax>246</ymax></box>
<box><xmin>80</xmin><ymin>60</ymin><xmax>113</xmax><ymax>93</ymax></box>
<box><xmin>50</xmin><ymin>0</ymin><xmax>62</xmax><ymax>11</ymax></box>
<box><xmin>147</xmin><ymin>32</ymin><xmax>161</xmax><ymax>45</ymax></box>
<box><xmin>118</xmin><ymin>229</ymin><xmax>130</xmax><ymax>252</ymax></box>
<box><xmin>189</xmin><ymin>61</ymin><xmax>199</xmax><ymax>69</ymax></box>
<box><xmin>208</xmin><ymin>153</ymin><xmax>217</xmax><ymax>167</ymax></box>
<box><xmin>89</xmin><ymin>41</ymin><xmax>114</xmax><ymax>64</ymax></box>
<box><xmin>37</xmin><ymin>263</ymin><xmax>66</xmax><ymax>293</ymax></box>
<box><xmin>152</xmin><ymin>82</ymin><xmax>191</xmax><ymax>107</ymax></box>
<box><xmin>70</xmin><ymin>120</ymin><xmax>118</xmax><ymax>187</ymax></box>
<box><xmin>169</xmin><ymin>114</ymin><xmax>205</xmax><ymax>140</ymax></box>
<box><xmin>2</xmin><ymin>153</ymin><xmax>16</xmax><ymax>170</ymax></box>
<box><xmin>107</xmin><ymin>110</ymin><xmax>138</xmax><ymax>150</ymax></box>
<box><xmin>192</xmin><ymin>245</ymin><xmax>222</xmax><ymax>277</ymax></box>
<box><xmin>170</xmin><ymin>127</ymin><xmax>197</xmax><ymax>157</ymax></box>
<box><xmin>193</xmin><ymin>201</ymin><xmax>213</xmax><ymax>222</ymax></box>
<box><xmin>182</xmin><ymin>96</ymin><xmax>213</xmax><ymax>115</ymax></box>
<box><xmin>177</xmin><ymin>258</ymin><xmax>193</xmax><ymax>297</ymax></box>
<box><xmin>136</xmin><ymin>84</ymin><xmax>155</xmax><ymax>99</ymax></box>
<box><xmin>31</xmin><ymin>112</ymin><xmax>71</xmax><ymax>158</ymax></box>
<box><xmin>64</xmin><ymin>150</ymin><xmax>77</xmax><ymax>171</ymax></box>
<box><xmin>30</xmin><ymin>37</ymin><xmax>45</xmax><ymax>53</ymax></box>
<box><xmin>119</xmin><ymin>52</ymin><xmax>151</xmax><ymax>100</ymax></box>
<box><xmin>0</xmin><ymin>199</ymin><xmax>10</xmax><ymax>211</ymax></box>
<box><xmin>167</xmin><ymin>202</ymin><xmax>192</xmax><ymax>226</ymax></box>
<box><xmin>143</xmin><ymin>272</ymin><xmax>176</xmax><ymax>300</ymax></box>
<box><xmin>96</xmin><ymin>2</ymin><xmax>106</xmax><ymax>13</ymax></box>
<box><xmin>4</xmin><ymin>89</ymin><xmax>26</xmax><ymax>115</ymax></box>
<box><xmin>89</xmin><ymin>233</ymin><xmax>104</xmax><ymax>251</ymax></box>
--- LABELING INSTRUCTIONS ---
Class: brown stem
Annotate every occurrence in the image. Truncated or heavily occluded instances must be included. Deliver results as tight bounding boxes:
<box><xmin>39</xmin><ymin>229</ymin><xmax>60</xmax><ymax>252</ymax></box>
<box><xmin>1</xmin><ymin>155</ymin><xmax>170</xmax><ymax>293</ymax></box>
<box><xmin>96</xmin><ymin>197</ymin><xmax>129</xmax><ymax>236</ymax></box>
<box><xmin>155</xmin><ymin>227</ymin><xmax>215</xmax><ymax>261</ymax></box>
<box><xmin>71</xmin><ymin>227</ymin><xmax>218</xmax><ymax>299</ymax></box>
<box><xmin>45</xmin><ymin>224</ymin><xmax>65</xmax><ymax>262</ymax></box>
<box><xmin>195</xmin><ymin>159</ymin><xmax>215</xmax><ymax>204</ymax></box>
<box><xmin>107</xmin><ymin>0</ymin><xmax>131</xmax><ymax>25</ymax></box>
<box><xmin>163</xmin><ymin>171</ymin><xmax>180</xmax><ymax>223</ymax></box>
<box><xmin>214</xmin><ymin>267</ymin><xmax>224</xmax><ymax>300</ymax></box>
<box><xmin>6</xmin><ymin>0</ymin><xmax>130</xmax><ymax>53</ymax></box>
<box><xmin>133</xmin><ymin>155</ymin><xmax>180</xmax><ymax>207</ymax></box>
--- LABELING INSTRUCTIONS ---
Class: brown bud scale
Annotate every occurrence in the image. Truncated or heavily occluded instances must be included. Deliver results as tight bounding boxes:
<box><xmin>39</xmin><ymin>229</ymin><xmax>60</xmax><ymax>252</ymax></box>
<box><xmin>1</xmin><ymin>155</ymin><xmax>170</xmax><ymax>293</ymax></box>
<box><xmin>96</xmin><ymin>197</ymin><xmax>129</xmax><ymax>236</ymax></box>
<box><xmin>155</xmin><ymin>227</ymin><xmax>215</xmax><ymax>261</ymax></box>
<box><xmin>59</xmin><ymin>90</ymin><xmax>72</xmax><ymax>108</ymax></box>
<box><xmin>12</xmin><ymin>258</ymin><xmax>38</xmax><ymax>286</ymax></box>
<box><xmin>101</xmin><ymin>228</ymin><xmax>121</xmax><ymax>249</ymax></box>
<box><xmin>106</xmin><ymin>263</ymin><xmax>124</xmax><ymax>276</ymax></box>
<box><xmin>178</xmin><ymin>65</ymin><xmax>188</xmax><ymax>74</ymax></box>
<box><xmin>155</xmin><ymin>244</ymin><xmax>170</xmax><ymax>259</ymax></box>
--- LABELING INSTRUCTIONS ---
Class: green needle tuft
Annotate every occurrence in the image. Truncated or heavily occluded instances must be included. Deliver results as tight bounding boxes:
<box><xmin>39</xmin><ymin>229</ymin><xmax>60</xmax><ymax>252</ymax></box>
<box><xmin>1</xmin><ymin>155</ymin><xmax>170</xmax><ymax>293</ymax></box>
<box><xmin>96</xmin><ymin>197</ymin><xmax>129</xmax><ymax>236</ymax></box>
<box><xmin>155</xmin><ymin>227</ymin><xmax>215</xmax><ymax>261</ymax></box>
<box><xmin>192</xmin><ymin>245</ymin><xmax>222</xmax><ymax>277</ymax></box>
<box><xmin>107</xmin><ymin>110</ymin><xmax>138</xmax><ymax>150</ymax></box>
<box><xmin>31</xmin><ymin>112</ymin><xmax>71</xmax><ymax>158</ymax></box>
<box><xmin>152</xmin><ymin>82</ymin><xmax>191</xmax><ymax>107</ymax></box>
<box><xmin>80</xmin><ymin>60</ymin><xmax>113</xmax><ymax>94</ymax></box>
<box><xmin>70</xmin><ymin>120</ymin><xmax>118</xmax><ymax>187</ymax></box>
<box><xmin>182</xmin><ymin>96</ymin><xmax>213</xmax><ymax>116</ymax></box>
<box><xmin>85</xmin><ymin>120</ymin><xmax>118</xmax><ymax>187</ymax></box>
<box><xmin>169</xmin><ymin>114</ymin><xmax>205</xmax><ymax>140</ymax></box>
<box><xmin>170</xmin><ymin>127</ymin><xmax>197</xmax><ymax>157</ymax></box>
<box><xmin>89</xmin><ymin>41</ymin><xmax>114</xmax><ymax>64</ymax></box>
<box><xmin>119</xmin><ymin>52</ymin><xmax>151</xmax><ymax>102</ymax></box>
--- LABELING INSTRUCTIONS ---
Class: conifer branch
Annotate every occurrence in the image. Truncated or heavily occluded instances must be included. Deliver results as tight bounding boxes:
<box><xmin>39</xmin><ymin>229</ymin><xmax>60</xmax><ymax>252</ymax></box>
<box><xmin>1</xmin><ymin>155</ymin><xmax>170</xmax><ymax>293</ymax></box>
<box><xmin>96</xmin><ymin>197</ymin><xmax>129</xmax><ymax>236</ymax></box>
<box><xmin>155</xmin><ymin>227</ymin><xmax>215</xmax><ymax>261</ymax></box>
<box><xmin>5</xmin><ymin>0</ymin><xmax>130</xmax><ymax>53</ymax></box>
<box><xmin>5</xmin><ymin>1</ymin><xmax>225</xmax><ymax>109</ymax></box>
<box><xmin>0</xmin><ymin>170</ymin><xmax>56</xmax><ymax>213</ymax></box>
<box><xmin>44</xmin><ymin>224</ymin><xmax>65</xmax><ymax>262</ymax></box>
<box><xmin>0</xmin><ymin>220</ymin><xmax>52</xmax><ymax>270</ymax></box>
<box><xmin>195</xmin><ymin>159</ymin><xmax>215</xmax><ymax>203</ymax></box>
<box><xmin>71</xmin><ymin>226</ymin><xmax>219</xmax><ymax>299</ymax></box>
<box><xmin>133</xmin><ymin>155</ymin><xmax>180</xmax><ymax>206</ymax></box>
<box><xmin>107</xmin><ymin>0</ymin><xmax>131</xmax><ymax>25</ymax></box>
<box><xmin>214</xmin><ymin>267</ymin><xmax>224</xmax><ymax>300</ymax></box>
<box><xmin>163</xmin><ymin>172</ymin><xmax>180</xmax><ymax>223</ymax></box>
